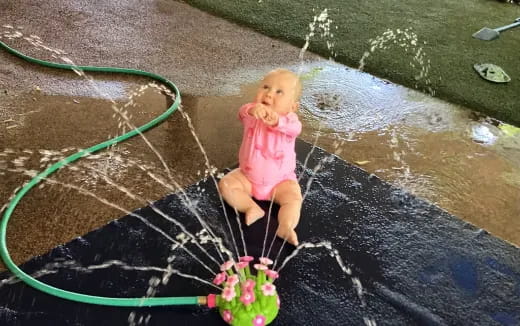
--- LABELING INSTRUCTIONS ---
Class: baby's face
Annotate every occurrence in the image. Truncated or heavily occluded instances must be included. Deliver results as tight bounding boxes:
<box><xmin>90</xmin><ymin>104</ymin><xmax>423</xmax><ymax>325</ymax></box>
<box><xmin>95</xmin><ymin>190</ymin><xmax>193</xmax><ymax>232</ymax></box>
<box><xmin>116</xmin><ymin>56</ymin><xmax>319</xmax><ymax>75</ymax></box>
<box><xmin>254</xmin><ymin>72</ymin><xmax>299</xmax><ymax>115</ymax></box>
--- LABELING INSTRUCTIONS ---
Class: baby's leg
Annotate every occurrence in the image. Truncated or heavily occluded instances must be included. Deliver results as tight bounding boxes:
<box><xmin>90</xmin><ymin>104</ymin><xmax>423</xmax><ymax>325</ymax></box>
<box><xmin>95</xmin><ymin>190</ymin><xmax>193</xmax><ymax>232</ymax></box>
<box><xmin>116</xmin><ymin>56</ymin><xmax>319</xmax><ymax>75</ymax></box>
<box><xmin>218</xmin><ymin>168</ymin><xmax>264</xmax><ymax>225</ymax></box>
<box><xmin>273</xmin><ymin>180</ymin><xmax>302</xmax><ymax>246</ymax></box>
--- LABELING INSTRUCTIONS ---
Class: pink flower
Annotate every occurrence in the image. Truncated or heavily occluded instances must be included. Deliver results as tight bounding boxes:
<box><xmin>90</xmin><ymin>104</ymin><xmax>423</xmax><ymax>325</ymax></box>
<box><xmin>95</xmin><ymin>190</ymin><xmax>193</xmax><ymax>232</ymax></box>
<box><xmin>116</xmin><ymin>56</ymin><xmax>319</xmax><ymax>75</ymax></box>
<box><xmin>239</xmin><ymin>256</ymin><xmax>254</xmax><ymax>262</ymax></box>
<box><xmin>276</xmin><ymin>295</ymin><xmax>280</xmax><ymax>308</ymax></box>
<box><xmin>235</xmin><ymin>261</ymin><xmax>249</xmax><ymax>270</ymax></box>
<box><xmin>212</xmin><ymin>272</ymin><xmax>227</xmax><ymax>285</ymax></box>
<box><xmin>239</xmin><ymin>290</ymin><xmax>255</xmax><ymax>305</ymax></box>
<box><xmin>222</xmin><ymin>309</ymin><xmax>233</xmax><ymax>323</ymax></box>
<box><xmin>261</xmin><ymin>283</ymin><xmax>276</xmax><ymax>296</ymax></box>
<box><xmin>221</xmin><ymin>286</ymin><xmax>236</xmax><ymax>302</ymax></box>
<box><xmin>253</xmin><ymin>263</ymin><xmax>268</xmax><ymax>271</ymax></box>
<box><xmin>242</xmin><ymin>279</ymin><xmax>256</xmax><ymax>291</ymax></box>
<box><xmin>265</xmin><ymin>269</ymin><xmax>279</xmax><ymax>280</ymax></box>
<box><xmin>259</xmin><ymin>257</ymin><xmax>273</xmax><ymax>265</ymax></box>
<box><xmin>220</xmin><ymin>260</ymin><xmax>235</xmax><ymax>272</ymax></box>
<box><xmin>226</xmin><ymin>274</ymin><xmax>239</xmax><ymax>287</ymax></box>
<box><xmin>252</xmin><ymin>315</ymin><xmax>266</xmax><ymax>326</ymax></box>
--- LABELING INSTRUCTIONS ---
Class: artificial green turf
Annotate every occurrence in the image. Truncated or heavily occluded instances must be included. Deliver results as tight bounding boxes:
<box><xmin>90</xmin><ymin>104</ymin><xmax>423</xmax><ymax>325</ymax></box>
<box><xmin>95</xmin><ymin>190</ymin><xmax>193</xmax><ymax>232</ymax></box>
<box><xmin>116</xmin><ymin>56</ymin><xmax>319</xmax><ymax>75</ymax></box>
<box><xmin>183</xmin><ymin>0</ymin><xmax>520</xmax><ymax>126</ymax></box>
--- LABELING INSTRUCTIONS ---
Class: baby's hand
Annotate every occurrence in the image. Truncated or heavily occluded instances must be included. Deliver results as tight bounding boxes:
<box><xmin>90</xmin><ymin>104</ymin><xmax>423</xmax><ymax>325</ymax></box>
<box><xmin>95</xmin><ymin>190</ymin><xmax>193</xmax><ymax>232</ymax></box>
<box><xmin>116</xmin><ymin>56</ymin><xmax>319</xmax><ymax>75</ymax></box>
<box><xmin>250</xmin><ymin>103</ymin><xmax>279</xmax><ymax>126</ymax></box>
<box><xmin>262</xmin><ymin>110</ymin><xmax>279</xmax><ymax>126</ymax></box>
<box><xmin>250</xmin><ymin>103</ymin><xmax>269</xmax><ymax>120</ymax></box>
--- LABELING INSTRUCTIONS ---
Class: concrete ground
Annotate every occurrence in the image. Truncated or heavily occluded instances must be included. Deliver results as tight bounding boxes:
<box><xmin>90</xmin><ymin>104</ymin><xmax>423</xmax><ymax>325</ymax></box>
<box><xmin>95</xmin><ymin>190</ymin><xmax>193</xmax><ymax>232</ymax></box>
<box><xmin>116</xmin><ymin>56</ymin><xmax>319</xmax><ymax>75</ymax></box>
<box><xmin>1</xmin><ymin>0</ymin><xmax>519</xmax><ymax>274</ymax></box>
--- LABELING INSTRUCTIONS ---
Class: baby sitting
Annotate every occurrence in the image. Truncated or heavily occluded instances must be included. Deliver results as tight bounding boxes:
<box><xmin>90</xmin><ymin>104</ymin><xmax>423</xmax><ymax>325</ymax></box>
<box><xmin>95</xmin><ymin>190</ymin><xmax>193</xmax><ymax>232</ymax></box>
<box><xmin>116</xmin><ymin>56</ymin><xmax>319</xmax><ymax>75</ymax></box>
<box><xmin>218</xmin><ymin>68</ymin><xmax>303</xmax><ymax>246</ymax></box>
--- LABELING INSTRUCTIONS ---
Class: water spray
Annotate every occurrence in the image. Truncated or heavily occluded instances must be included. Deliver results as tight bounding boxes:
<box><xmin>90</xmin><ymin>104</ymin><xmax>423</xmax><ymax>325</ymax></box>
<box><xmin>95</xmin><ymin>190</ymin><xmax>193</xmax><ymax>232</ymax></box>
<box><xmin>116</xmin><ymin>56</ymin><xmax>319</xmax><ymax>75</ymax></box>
<box><xmin>0</xmin><ymin>40</ymin><xmax>281</xmax><ymax>325</ymax></box>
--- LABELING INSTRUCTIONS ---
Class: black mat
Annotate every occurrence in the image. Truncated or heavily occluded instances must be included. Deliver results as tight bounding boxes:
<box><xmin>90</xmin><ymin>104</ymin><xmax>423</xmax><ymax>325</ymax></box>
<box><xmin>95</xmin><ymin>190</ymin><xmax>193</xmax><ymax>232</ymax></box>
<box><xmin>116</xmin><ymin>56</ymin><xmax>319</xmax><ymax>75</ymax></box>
<box><xmin>1</xmin><ymin>139</ymin><xmax>519</xmax><ymax>326</ymax></box>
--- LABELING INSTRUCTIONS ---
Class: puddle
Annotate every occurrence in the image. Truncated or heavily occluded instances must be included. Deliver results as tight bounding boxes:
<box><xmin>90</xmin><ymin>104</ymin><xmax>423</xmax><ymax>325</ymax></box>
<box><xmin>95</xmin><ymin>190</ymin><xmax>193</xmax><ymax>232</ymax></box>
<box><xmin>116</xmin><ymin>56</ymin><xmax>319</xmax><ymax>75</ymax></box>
<box><xmin>296</xmin><ymin>61</ymin><xmax>520</xmax><ymax>246</ymax></box>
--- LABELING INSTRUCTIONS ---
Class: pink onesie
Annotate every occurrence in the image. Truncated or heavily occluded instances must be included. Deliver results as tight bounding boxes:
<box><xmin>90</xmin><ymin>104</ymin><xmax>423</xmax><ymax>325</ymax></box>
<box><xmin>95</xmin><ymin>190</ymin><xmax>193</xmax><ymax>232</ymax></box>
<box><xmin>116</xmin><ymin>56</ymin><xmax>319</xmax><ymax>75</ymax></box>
<box><xmin>238</xmin><ymin>103</ymin><xmax>302</xmax><ymax>201</ymax></box>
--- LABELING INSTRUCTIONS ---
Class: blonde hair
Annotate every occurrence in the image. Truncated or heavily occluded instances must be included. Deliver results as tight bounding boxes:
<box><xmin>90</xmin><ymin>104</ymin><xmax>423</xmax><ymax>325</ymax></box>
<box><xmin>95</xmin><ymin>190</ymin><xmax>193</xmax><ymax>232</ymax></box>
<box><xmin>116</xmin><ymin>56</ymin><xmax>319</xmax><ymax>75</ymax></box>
<box><xmin>264</xmin><ymin>68</ymin><xmax>302</xmax><ymax>101</ymax></box>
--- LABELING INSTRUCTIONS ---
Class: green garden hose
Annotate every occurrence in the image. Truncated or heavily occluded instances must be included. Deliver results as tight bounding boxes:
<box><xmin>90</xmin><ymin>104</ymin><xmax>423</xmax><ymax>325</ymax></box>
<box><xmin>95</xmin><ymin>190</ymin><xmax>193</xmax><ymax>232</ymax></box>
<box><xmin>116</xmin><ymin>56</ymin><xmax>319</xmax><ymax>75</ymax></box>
<box><xmin>0</xmin><ymin>40</ymin><xmax>209</xmax><ymax>307</ymax></box>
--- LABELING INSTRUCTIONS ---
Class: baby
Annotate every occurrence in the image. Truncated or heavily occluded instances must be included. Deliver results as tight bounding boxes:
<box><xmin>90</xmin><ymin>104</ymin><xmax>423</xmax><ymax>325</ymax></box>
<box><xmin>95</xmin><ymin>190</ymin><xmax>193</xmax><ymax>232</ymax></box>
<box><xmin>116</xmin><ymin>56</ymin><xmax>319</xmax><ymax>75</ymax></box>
<box><xmin>218</xmin><ymin>68</ymin><xmax>303</xmax><ymax>246</ymax></box>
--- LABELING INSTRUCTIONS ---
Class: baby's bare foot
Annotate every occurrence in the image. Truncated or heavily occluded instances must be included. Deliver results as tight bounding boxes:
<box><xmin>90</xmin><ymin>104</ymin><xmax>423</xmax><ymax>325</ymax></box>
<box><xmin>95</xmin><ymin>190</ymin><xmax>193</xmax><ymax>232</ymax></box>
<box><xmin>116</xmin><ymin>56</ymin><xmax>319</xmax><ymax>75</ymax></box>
<box><xmin>276</xmin><ymin>225</ymin><xmax>299</xmax><ymax>246</ymax></box>
<box><xmin>245</xmin><ymin>206</ymin><xmax>264</xmax><ymax>226</ymax></box>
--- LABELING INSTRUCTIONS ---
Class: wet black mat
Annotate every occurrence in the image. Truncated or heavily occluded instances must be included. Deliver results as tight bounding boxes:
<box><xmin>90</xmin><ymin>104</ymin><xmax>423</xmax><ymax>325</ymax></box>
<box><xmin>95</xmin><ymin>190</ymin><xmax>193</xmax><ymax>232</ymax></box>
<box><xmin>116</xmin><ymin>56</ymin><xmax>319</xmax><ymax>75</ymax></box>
<box><xmin>1</xmin><ymin>139</ymin><xmax>519</xmax><ymax>325</ymax></box>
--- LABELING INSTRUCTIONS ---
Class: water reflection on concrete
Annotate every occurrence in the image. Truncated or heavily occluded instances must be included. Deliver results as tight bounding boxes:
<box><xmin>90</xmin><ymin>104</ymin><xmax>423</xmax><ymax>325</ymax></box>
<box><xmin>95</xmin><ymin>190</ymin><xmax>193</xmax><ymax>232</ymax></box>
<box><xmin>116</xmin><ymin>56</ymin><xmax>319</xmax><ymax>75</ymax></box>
<box><xmin>296</xmin><ymin>61</ymin><xmax>520</xmax><ymax>246</ymax></box>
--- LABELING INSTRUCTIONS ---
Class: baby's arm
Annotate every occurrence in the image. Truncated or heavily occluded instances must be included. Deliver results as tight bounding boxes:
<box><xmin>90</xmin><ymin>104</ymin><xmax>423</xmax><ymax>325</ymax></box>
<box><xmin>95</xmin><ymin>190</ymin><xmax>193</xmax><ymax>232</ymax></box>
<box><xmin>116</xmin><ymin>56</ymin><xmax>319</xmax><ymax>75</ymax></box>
<box><xmin>243</xmin><ymin>104</ymin><xmax>302</xmax><ymax>137</ymax></box>
<box><xmin>238</xmin><ymin>103</ymin><xmax>257</xmax><ymax>124</ymax></box>
<box><xmin>267</xmin><ymin>112</ymin><xmax>302</xmax><ymax>138</ymax></box>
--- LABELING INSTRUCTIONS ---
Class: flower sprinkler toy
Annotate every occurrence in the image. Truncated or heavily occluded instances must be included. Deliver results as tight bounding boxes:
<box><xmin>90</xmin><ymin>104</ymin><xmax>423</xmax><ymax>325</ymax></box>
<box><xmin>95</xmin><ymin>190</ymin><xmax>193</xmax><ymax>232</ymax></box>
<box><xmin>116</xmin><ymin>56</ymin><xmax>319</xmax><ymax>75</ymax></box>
<box><xmin>206</xmin><ymin>256</ymin><xmax>280</xmax><ymax>326</ymax></box>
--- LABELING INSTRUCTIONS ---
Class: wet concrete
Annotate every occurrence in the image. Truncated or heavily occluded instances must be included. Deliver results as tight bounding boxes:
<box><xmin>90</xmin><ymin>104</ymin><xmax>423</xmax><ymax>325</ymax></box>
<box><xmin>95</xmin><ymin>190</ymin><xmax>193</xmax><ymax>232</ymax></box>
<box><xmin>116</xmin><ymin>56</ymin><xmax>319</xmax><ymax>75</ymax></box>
<box><xmin>0</xmin><ymin>0</ymin><xmax>519</xmax><ymax>276</ymax></box>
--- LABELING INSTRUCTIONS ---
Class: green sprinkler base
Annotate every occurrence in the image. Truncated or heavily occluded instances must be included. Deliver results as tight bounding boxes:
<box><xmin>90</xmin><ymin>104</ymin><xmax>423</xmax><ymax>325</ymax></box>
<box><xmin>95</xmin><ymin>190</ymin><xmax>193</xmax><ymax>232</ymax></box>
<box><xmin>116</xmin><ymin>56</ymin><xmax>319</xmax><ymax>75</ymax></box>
<box><xmin>207</xmin><ymin>257</ymin><xmax>281</xmax><ymax>326</ymax></box>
